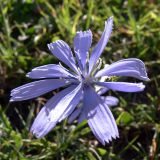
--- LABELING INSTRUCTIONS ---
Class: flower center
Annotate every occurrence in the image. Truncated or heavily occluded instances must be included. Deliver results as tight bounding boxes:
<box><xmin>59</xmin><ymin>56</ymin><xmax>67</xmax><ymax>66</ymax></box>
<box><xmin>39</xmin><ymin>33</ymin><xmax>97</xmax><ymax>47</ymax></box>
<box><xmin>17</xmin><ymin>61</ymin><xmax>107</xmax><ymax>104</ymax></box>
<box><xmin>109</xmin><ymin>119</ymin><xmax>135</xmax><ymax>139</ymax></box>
<box><xmin>84</xmin><ymin>76</ymin><xmax>91</xmax><ymax>84</ymax></box>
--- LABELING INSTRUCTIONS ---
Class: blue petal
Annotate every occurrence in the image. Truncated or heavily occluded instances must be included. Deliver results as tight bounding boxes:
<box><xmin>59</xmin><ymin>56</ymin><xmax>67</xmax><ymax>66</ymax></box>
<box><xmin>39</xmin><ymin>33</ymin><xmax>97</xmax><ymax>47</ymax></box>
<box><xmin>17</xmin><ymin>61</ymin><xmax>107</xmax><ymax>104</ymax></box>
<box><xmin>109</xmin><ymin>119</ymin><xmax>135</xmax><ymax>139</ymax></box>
<box><xmin>10</xmin><ymin>79</ymin><xmax>69</xmax><ymax>101</ymax></box>
<box><xmin>30</xmin><ymin>83</ymin><xmax>83</xmax><ymax>138</ymax></box>
<box><xmin>95</xmin><ymin>58</ymin><xmax>149</xmax><ymax>81</ymax></box>
<box><xmin>74</xmin><ymin>30</ymin><xmax>92</xmax><ymax>69</ymax></box>
<box><xmin>96</xmin><ymin>82</ymin><xmax>145</xmax><ymax>92</ymax></box>
<box><xmin>83</xmin><ymin>86</ymin><xmax>119</xmax><ymax>145</ymax></box>
<box><xmin>97</xmin><ymin>87</ymin><xmax>109</xmax><ymax>95</ymax></box>
<box><xmin>52</xmin><ymin>83</ymin><xmax>83</xmax><ymax>122</ymax></box>
<box><xmin>68</xmin><ymin>107</ymin><xmax>82</xmax><ymax>124</ymax></box>
<box><xmin>27</xmin><ymin>64</ymin><xmax>77</xmax><ymax>79</ymax></box>
<box><xmin>89</xmin><ymin>17</ymin><xmax>113</xmax><ymax>73</ymax></box>
<box><xmin>101</xmin><ymin>96</ymin><xmax>119</xmax><ymax>107</ymax></box>
<box><xmin>97</xmin><ymin>88</ymin><xmax>119</xmax><ymax>106</ymax></box>
<box><xmin>78</xmin><ymin>108</ymin><xmax>86</xmax><ymax>123</ymax></box>
<box><xmin>48</xmin><ymin>40</ymin><xmax>79</xmax><ymax>74</ymax></box>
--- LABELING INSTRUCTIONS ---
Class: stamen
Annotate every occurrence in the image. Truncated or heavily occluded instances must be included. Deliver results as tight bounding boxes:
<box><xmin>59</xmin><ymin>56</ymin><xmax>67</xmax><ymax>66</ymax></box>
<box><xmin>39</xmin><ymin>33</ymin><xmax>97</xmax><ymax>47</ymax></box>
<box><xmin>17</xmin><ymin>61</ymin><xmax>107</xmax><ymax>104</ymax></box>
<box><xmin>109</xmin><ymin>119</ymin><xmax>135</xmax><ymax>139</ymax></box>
<box><xmin>90</xmin><ymin>58</ymin><xmax>102</xmax><ymax>76</ymax></box>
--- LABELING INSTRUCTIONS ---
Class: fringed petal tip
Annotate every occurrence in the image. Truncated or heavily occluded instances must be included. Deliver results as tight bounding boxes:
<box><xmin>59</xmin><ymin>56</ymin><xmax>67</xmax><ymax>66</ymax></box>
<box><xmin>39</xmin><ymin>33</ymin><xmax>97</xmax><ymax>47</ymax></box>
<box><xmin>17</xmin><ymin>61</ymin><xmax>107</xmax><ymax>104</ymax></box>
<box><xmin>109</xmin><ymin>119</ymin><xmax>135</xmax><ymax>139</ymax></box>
<box><xmin>98</xmin><ymin>130</ymin><xmax>119</xmax><ymax>145</ymax></box>
<box><xmin>9</xmin><ymin>98</ymin><xmax>14</xmax><ymax>102</ymax></box>
<box><xmin>103</xmin><ymin>96</ymin><xmax>119</xmax><ymax>107</ymax></box>
<box><xmin>104</xmin><ymin>17</ymin><xmax>113</xmax><ymax>33</ymax></box>
<box><xmin>30</xmin><ymin>128</ymin><xmax>44</xmax><ymax>139</ymax></box>
<box><xmin>76</xmin><ymin>29</ymin><xmax>92</xmax><ymax>36</ymax></box>
<box><xmin>95</xmin><ymin>131</ymin><xmax>119</xmax><ymax>145</ymax></box>
<box><xmin>99</xmin><ymin>133</ymin><xmax>119</xmax><ymax>145</ymax></box>
<box><xmin>105</xmin><ymin>134</ymin><xmax>119</xmax><ymax>144</ymax></box>
<box><xmin>144</xmin><ymin>77</ymin><xmax>150</xmax><ymax>81</ymax></box>
<box><xmin>138</xmin><ymin>82</ymin><xmax>145</xmax><ymax>90</ymax></box>
<box><xmin>105</xmin><ymin>16</ymin><xmax>113</xmax><ymax>25</ymax></box>
<box><xmin>26</xmin><ymin>73</ymin><xmax>30</xmax><ymax>77</ymax></box>
<box><xmin>30</xmin><ymin>131</ymin><xmax>40</xmax><ymax>139</ymax></box>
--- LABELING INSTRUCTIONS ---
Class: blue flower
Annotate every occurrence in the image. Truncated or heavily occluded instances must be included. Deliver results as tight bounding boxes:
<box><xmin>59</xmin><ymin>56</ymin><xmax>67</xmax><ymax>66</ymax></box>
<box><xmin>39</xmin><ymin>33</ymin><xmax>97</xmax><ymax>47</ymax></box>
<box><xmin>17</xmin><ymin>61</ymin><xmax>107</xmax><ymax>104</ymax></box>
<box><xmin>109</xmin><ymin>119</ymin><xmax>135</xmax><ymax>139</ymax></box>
<box><xmin>10</xmin><ymin>17</ymin><xmax>149</xmax><ymax>145</ymax></box>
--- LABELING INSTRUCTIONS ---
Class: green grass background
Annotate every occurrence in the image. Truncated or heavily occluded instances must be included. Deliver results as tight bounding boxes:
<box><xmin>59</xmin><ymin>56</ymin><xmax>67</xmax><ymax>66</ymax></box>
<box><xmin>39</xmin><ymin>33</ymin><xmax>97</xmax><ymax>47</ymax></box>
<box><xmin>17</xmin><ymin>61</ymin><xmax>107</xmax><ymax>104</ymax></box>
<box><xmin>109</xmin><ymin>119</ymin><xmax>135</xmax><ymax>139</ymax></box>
<box><xmin>0</xmin><ymin>0</ymin><xmax>160</xmax><ymax>159</ymax></box>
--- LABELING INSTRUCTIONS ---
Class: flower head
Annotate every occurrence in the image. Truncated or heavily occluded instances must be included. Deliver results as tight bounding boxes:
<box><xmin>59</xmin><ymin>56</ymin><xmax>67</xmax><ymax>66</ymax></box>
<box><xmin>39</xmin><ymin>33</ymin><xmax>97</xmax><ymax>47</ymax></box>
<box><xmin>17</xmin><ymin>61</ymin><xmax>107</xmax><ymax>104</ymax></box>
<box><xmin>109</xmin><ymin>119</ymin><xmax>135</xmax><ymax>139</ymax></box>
<box><xmin>10</xmin><ymin>17</ymin><xmax>149</xmax><ymax>145</ymax></box>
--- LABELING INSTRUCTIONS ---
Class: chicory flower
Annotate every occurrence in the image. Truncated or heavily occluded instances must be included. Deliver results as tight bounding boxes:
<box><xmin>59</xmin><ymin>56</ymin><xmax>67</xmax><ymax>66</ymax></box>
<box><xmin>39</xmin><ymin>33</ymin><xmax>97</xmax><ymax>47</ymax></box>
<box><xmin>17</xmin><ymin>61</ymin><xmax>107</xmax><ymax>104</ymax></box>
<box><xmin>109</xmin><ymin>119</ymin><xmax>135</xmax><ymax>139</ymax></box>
<box><xmin>10</xmin><ymin>17</ymin><xmax>149</xmax><ymax>145</ymax></box>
